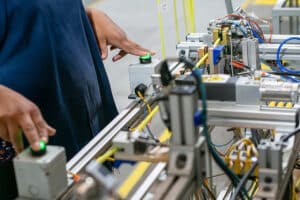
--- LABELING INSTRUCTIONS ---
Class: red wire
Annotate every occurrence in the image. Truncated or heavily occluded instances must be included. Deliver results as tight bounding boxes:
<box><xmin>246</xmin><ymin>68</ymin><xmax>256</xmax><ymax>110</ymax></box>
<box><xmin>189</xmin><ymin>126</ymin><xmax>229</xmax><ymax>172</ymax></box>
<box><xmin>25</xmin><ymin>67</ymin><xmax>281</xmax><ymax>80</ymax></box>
<box><xmin>225</xmin><ymin>14</ymin><xmax>245</xmax><ymax>20</ymax></box>
<box><xmin>268</xmin><ymin>21</ymin><xmax>273</xmax><ymax>43</ymax></box>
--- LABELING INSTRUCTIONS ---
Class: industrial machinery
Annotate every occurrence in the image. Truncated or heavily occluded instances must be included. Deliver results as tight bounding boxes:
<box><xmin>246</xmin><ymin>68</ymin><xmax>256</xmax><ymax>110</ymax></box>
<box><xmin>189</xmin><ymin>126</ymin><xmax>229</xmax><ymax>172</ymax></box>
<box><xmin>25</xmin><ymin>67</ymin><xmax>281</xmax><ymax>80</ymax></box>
<box><xmin>13</xmin><ymin>8</ymin><xmax>300</xmax><ymax>200</ymax></box>
<box><xmin>272</xmin><ymin>0</ymin><xmax>300</xmax><ymax>35</ymax></box>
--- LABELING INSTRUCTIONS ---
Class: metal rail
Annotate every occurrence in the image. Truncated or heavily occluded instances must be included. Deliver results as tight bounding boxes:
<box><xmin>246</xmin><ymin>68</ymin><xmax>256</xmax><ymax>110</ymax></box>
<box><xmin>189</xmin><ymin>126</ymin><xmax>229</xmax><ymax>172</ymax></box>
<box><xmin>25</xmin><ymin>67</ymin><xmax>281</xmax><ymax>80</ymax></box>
<box><xmin>67</xmin><ymin>101</ymin><xmax>141</xmax><ymax>174</ymax></box>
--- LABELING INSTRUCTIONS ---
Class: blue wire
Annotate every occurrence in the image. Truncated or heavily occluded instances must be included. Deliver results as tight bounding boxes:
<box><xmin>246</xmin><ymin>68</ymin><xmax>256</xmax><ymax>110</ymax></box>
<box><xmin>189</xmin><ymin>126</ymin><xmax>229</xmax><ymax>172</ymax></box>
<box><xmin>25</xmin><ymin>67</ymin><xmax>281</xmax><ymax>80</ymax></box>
<box><xmin>234</xmin><ymin>23</ymin><xmax>247</xmax><ymax>37</ymax></box>
<box><xmin>245</xmin><ymin>20</ymin><xmax>264</xmax><ymax>44</ymax></box>
<box><xmin>251</xmin><ymin>29</ymin><xmax>264</xmax><ymax>44</ymax></box>
<box><xmin>276</xmin><ymin>37</ymin><xmax>300</xmax><ymax>82</ymax></box>
<box><xmin>287</xmin><ymin>76</ymin><xmax>300</xmax><ymax>83</ymax></box>
<box><xmin>227</xmin><ymin>20</ymin><xmax>247</xmax><ymax>37</ymax></box>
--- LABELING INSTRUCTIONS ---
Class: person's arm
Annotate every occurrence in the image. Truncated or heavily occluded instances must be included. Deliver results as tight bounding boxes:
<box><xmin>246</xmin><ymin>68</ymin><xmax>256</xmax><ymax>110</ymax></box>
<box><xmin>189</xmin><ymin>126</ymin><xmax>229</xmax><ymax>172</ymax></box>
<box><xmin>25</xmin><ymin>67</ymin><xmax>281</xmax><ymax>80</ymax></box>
<box><xmin>86</xmin><ymin>8</ymin><xmax>154</xmax><ymax>62</ymax></box>
<box><xmin>0</xmin><ymin>85</ymin><xmax>56</xmax><ymax>153</ymax></box>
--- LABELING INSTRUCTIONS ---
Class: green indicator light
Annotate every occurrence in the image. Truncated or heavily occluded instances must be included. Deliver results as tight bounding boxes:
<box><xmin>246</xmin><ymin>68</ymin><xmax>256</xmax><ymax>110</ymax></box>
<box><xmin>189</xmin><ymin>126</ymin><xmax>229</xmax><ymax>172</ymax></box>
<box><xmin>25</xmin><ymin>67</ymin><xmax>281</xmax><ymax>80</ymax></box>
<box><xmin>140</xmin><ymin>53</ymin><xmax>151</xmax><ymax>60</ymax></box>
<box><xmin>31</xmin><ymin>140</ymin><xmax>47</xmax><ymax>156</ymax></box>
<box><xmin>139</xmin><ymin>53</ymin><xmax>152</xmax><ymax>64</ymax></box>
<box><xmin>39</xmin><ymin>141</ymin><xmax>47</xmax><ymax>151</ymax></box>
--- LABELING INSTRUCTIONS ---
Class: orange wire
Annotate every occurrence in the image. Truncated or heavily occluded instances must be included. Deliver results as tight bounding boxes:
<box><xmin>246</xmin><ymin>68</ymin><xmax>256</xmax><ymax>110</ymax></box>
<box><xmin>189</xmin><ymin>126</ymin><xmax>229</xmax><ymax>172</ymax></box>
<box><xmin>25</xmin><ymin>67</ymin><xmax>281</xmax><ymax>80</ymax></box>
<box><xmin>268</xmin><ymin>21</ymin><xmax>273</xmax><ymax>43</ymax></box>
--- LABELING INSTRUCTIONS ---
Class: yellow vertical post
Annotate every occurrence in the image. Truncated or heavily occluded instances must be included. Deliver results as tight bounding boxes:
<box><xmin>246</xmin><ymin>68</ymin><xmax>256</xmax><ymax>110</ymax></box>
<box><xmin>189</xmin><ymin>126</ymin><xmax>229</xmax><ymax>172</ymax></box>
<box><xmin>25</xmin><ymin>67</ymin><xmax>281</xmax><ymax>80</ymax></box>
<box><xmin>156</xmin><ymin>0</ymin><xmax>166</xmax><ymax>58</ymax></box>
<box><xmin>187</xmin><ymin>0</ymin><xmax>196</xmax><ymax>32</ymax></box>
<box><xmin>173</xmin><ymin>0</ymin><xmax>180</xmax><ymax>42</ymax></box>
<box><xmin>190</xmin><ymin>0</ymin><xmax>196</xmax><ymax>32</ymax></box>
<box><xmin>182</xmin><ymin>0</ymin><xmax>196</xmax><ymax>34</ymax></box>
<box><xmin>182</xmin><ymin>0</ymin><xmax>189</xmax><ymax>34</ymax></box>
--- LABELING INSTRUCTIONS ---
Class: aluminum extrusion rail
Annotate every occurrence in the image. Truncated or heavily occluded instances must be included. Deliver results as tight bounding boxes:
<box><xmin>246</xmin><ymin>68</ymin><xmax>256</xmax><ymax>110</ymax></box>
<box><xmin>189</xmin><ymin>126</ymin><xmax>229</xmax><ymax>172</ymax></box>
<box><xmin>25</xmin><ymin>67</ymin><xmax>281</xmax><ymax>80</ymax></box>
<box><xmin>67</xmin><ymin>101</ymin><xmax>141</xmax><ymax>175</ymax></box>
<box><xmin>206</xmin><ymin>101</ymin><xmax>299</xmax><ymax>130</ymax></box>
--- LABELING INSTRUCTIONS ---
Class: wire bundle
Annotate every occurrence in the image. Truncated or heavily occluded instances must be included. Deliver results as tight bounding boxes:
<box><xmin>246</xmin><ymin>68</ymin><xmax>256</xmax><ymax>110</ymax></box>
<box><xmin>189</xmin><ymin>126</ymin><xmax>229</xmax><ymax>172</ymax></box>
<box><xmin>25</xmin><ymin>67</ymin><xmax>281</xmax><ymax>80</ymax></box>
<box><xmin>223</xmin><ymin>13</ymin><xmax>272</xmax><ymax>43</ymax></box>
<box><xmin>190</xmin><ymin>67</ymin><xmax>251</xmax><ymax>199</ymax></box>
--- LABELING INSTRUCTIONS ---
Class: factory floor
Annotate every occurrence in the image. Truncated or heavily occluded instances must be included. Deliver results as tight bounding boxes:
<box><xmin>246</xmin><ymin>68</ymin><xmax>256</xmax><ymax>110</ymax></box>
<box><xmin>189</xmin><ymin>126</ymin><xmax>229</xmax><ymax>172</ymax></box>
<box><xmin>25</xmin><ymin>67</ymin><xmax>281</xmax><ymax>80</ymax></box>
<box><xmin>85</xmin><ymin>0</ymin><xmax>296</xmax><ymax>198</ymax></box>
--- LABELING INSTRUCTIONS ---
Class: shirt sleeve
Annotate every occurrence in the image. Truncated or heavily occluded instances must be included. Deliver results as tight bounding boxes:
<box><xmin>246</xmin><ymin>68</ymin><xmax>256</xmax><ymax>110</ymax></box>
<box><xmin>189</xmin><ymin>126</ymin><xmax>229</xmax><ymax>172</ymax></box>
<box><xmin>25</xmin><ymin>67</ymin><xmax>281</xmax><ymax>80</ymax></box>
<box><xmin>0</xmin><ymin>1</ymin><xmax>7</xmax><ymax>45</ymax></box>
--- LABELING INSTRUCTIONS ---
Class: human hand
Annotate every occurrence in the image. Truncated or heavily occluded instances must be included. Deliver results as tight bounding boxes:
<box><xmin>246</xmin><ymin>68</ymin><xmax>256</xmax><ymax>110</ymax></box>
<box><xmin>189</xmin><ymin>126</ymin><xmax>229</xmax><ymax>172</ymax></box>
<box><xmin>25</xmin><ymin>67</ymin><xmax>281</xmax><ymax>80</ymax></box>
<box><xmin>0</xmin><ymin>86</ymin><xmax>56</xmax><ymax>153</ymax></box>
<box><xmin>87</xmin><ymin>8</ymin><xmax>155</xmax><ymax>62</ymax></box>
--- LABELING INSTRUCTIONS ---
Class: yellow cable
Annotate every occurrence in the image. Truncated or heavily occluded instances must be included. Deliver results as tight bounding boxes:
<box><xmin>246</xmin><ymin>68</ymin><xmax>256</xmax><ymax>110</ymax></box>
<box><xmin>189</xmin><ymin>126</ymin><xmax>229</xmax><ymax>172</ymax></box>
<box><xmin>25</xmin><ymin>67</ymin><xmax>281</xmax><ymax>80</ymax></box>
<box><xmin>117</xmin><ymin>129</ymin><xmax>171</xmax><ymax>199</ymax></box>
<box><xmin>296</xmin><ymin>177</ymin><xmax>300</xmax><ymax>188</ymax></box>
<box><xmin>182</xmin><ymin>0</ymin><xmax>189</xmax><ymax>34</ymax></box>
<box><xmin>134</xmin><ymin>105</ymin><xmax>159</xmax><ymax>132</ymax></box>
<box><xmin>293</xmin><ymin>182</ymin><xmax>297</xmax><ymax>200</ymax></box>
<box><xmin>214</xmin><ymin>38</ymin><xmax>221</xmax><ymax>46</ymax></box>
<box><xmin>246</xmin><ymin>145</ymin><xmax>251</xmax><ymax>157</ymax></box>
<box><xmin>96</xmin><ymin>146</ymin><xmax>119</xmax><ymax>163</ymax></box>
<box><xmin>186</xmin><ymin>0</ymin><xmax>191</xmax><ymax>32</ymax></box>
<box><xmin>173</xmin><ymin>0</ymin><xmax>180</xmax><ymax>42</ymax></box>
<box><xmin>195</xmin><ymin>54</ymin><xmax>208</xmax><ymax>68</ymax></box>
<box><xmin>137</xmin><ymin>91</ymin><xmax>152</xmax><ymax>114</ymax></box>
<box><xmin>271</xmin><ymin>129</ymin><xmax>276</xmax><ymax>139</ymax></box>
<box><xmin>241</xmin><ymin>138</ymin><xmax>254</xmax><ymax>145</ymax></box>
<box><xmin>191</xmin><ymin>0</ymin><xmax>196</xmax><ymax>32</ymax></box>
<box><xmin>156</xmin><ymin>0</ymin><xmax>166</xmax><ymax>58</ymax></box>
<box><xmin>188</xmin><ymin>0</ymin><xmax>196</xmax><ymax>32</ymax></box>
<box><xmin>195</xmin><ymin>38</ymin><xmax>221</xmax><ymax>68</ymax></box>
<box><xmin>249</xmin><ymin>180</ymin><xmax>258</xmax><ymax>197</ymax></box>
<box><xmin>106</xmin><ymin>157</ymin><xmax>115</xmax><ymax>162</ymax></box>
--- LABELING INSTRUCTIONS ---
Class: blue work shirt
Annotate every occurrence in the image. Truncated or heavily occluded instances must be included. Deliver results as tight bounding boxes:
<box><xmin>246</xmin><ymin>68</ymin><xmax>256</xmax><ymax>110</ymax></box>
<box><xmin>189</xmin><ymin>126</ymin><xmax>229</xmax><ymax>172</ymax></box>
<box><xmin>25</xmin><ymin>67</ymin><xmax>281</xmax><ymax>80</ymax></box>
<box><xmin>0</xmin><ymin>0</ymin><xmax>118</xmax><ymax>160</ymax></box>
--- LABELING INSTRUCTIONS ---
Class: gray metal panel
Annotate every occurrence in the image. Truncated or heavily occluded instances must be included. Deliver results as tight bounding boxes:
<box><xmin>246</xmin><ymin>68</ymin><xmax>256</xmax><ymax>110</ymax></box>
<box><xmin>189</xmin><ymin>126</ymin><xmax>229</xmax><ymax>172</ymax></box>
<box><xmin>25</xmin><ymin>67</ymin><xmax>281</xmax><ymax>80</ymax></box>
<box><xmin>186</xmin><ymin>33</ymin><xmax>206</xmax><ymax>42</ymax></box>
<box><xmin>242</xmin><ymin>38</ymin><xmax>249</xmax><ymax>67</ymax></box>
<box><xmin>249</xmin><ymin>38</ymin><xmax>261</xmax><ymax>70</ymax></box>
<box><xmin>182</xmin><ymin>91</ymin><xmax>198</xmax><ymax>145</ymax></box>
<box><xmin>128</xmin><ymin>59</ymin><xmax>160</xmax><ymax>94</ymax></box>
<box><xmin>236</xmin><ymin>77</ymin><xmax>260</xmax><ymax>105</ymax></box>
<box><xmin>273</xmin><ymin>7</ymin><xmax>300</xmax><ymax>16</ymax></box>
<box><xmin>14</xmin><ymin>146</ymin><xmax>67</xmax><ymax>200</ymax></box>
<box><xmin>170</xmin><ymin>94</ymin><xmax>183</xmax><ymax>145</ymax></box>
<box><xmin>225</xmin><ymin>0</ymin><xmax>234</xmax><ymax>14</ymax></box>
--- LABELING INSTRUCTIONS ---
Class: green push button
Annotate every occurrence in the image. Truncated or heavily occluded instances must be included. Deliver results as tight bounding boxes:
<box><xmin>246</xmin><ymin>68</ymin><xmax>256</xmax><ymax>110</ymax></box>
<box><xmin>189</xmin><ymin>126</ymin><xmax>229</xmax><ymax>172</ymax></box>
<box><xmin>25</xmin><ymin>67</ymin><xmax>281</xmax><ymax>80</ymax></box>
<box><xmin>31</xmin><ymin>141</ymin><xmax>47</xmax><ymax>156</ymax></box>
<box><xmin>139</xmin><ymin>53</ymin><xmax>152</xmax><ymax>64</ymax></box>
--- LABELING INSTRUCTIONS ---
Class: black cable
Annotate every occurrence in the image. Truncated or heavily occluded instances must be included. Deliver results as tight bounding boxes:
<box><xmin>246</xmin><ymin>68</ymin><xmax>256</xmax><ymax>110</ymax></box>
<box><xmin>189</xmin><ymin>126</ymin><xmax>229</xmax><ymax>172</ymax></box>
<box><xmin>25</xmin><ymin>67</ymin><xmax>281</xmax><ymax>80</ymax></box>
<box><xmin>268</xmin><ymin>71</ymin><xmax>300</xmax><ymax>77</ymax></box>
<box><xmin>230</xmin><ymin>162</ymin><xmax>258</xmax><ymax>200</ymax></box>
<box><xmin>145</xmin><ymin>125</ymin><xmax>160</xmax><ymax>143</ymax></box>
<box><xmin>282</xmin><ymin>128</ymin><xmax>300</xmax><ymax>142</ymax></box>
<box><xmin>206</xmin><ymin>173</ymin><xmax>226</xmax><ymax>179</ymax></box>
